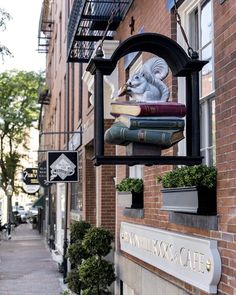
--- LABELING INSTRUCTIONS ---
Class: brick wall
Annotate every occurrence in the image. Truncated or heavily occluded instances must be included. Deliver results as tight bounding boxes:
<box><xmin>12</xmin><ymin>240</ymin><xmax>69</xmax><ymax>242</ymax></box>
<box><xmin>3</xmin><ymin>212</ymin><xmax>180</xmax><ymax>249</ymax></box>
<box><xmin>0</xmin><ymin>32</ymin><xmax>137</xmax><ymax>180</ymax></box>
<box><xmin>84</xmin><ymin>145</ymin><xmax>96</xmax><ymax>226</ymax></box>
<box><xmin>97</xmin><ymin>119</ymin><xmax>116</xmax><ymax>234</ymax></box>
<box><xmin>213</xmin><ymin>1</ymin><xmax>236</xmax><ymax>294</ymax></box>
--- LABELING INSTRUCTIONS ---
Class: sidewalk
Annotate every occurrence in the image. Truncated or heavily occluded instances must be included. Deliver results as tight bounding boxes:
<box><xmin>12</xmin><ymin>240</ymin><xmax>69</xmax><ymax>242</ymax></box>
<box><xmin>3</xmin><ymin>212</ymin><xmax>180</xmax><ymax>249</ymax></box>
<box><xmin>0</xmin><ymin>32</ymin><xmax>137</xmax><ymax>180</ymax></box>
<box><xmin>0</xmin><ymin>223</ymin><xmax>64</xmax><ymax>295</ymax></box>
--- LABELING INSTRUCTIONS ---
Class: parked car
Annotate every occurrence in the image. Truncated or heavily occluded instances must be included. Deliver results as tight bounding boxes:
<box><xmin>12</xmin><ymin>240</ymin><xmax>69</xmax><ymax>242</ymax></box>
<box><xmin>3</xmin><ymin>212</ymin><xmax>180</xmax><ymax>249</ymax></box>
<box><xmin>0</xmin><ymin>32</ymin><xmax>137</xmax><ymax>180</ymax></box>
<box><xmin>12</xmin><ymin>206</ymin><xmax>27</xmax><ymax>223</ymax></box>
<box><xmin>19</xmin><ymin>209</ymin><xmax>27</xmax><ymax>223</ymax></box>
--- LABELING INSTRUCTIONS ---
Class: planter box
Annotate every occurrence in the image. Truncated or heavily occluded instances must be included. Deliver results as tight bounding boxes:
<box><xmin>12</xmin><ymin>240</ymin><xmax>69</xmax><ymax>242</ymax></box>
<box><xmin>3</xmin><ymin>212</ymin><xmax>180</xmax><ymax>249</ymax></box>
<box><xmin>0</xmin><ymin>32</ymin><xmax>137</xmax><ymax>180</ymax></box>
<box><xmin>117</xmin><ymin>191</ymin><xmax>143</xmax><ymax>209</ymax></box>
<box><xmin>161</xmin><ymin>186</ymin><xmax>216</xmax><ymax>215</ymax></box>
<box><xmin>117</xmin><ymin>192</ymin><xmax>132</xmax><ymax>208</ymax></box>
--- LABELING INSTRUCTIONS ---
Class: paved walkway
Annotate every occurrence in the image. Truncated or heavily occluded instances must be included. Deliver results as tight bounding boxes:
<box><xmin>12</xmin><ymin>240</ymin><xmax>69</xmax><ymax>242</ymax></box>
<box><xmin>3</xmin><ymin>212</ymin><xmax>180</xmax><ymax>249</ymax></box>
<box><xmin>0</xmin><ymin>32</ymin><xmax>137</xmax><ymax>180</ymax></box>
<box><xmin>0</xmin><ymin>223</ymin><xmax>64</xmax><ymax>295</ymax></box>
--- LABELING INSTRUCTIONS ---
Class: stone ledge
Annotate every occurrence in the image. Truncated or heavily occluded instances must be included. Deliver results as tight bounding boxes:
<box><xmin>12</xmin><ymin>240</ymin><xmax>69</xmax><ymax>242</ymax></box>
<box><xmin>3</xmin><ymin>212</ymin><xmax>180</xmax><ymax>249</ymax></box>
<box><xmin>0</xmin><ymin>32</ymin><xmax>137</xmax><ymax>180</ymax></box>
<box><xmin>169</xmin><ymin>212</ymin><xmax>218</xmax><ymax>230</ymax></box>
<box><xmin>123</xmin><ymin>208</ymin><xmax>144</xmax><ymax>219</ymax></box>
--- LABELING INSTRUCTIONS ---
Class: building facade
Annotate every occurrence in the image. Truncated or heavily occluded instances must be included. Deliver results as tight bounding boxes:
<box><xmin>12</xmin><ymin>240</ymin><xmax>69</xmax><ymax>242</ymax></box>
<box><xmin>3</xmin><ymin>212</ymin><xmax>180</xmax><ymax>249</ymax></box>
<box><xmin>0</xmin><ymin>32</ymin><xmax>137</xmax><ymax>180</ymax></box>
<box><xmin>38</xmin><ymin>0</ymin><xmax>236</xmax><ymax>294</ymax></box>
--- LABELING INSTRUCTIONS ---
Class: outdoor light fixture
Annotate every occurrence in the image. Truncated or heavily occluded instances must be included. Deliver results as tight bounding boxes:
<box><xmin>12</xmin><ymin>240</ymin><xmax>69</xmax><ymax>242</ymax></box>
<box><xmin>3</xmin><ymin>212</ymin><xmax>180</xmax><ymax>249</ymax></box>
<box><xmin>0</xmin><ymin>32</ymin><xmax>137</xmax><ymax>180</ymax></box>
<box><xmin>87</xmin><ymin>32</ymin><xmax>207</xmax><ymax>166</ymax></box>
<box><xmin>6</xmin><ymin>181</ymin><xmax>13</xmax><ymax>239</ymax></box>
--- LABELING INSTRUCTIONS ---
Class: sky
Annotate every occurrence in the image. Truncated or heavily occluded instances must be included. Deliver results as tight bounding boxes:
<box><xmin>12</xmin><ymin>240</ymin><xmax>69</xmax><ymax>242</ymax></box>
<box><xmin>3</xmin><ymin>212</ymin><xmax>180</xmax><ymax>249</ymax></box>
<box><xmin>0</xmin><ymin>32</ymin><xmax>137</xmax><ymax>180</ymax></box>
<box><xmin>0</xmin><ymin>0</ymin><xmax>45</xmax><ymax>72</ymax></box>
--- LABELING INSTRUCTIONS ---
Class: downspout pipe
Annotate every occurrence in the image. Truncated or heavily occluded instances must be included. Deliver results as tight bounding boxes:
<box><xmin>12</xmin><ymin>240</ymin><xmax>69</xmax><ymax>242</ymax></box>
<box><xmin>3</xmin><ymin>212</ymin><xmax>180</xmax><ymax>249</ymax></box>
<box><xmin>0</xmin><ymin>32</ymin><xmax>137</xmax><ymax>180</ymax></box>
<box><xmin>63</xmin><ymin>62</ymin><xmax>70</xmax><ymax>281</ymax></box>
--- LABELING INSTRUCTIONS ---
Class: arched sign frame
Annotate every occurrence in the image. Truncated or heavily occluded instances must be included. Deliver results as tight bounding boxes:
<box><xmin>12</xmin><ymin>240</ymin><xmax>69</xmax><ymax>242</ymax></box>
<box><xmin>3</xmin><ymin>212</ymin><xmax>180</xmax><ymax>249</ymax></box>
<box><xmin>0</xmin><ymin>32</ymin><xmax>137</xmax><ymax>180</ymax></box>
<box><xmin>87</xmin><ymin>33</ymin><xmax>207</xmax><ymax>166</ymax></box>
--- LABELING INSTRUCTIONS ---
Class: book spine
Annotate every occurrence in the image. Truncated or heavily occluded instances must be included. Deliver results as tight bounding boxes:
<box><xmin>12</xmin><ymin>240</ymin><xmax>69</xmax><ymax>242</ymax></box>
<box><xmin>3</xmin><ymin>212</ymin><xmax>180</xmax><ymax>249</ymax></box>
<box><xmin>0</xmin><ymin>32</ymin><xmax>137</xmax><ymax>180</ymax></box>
<box><xmin>104</xmin><ymin>125</ymin><xmax>184</xmax><ymax>147</ymax></box>
<box><xmin>129</xmin><ymin>119</ymin><xmax>185</xmax><ymax>130</ymax></box>
<box><xmin>139</xmin><ymin>104</ymin><xmax>186</xmax><ymax>117</ymax></box>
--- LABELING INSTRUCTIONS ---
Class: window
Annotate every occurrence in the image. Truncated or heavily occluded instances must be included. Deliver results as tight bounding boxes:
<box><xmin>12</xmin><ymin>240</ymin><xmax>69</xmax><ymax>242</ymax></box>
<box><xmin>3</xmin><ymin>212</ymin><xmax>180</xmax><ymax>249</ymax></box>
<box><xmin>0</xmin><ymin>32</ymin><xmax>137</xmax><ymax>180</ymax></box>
<box><xmin>178</xmin><ymin>0</ymin><xmax>215</xmax><ymax>165</ymax></box>
<box><xmin>71</xmin><ymin>153</ymin><xmax>83</xmax><ymax>211</ymax></box>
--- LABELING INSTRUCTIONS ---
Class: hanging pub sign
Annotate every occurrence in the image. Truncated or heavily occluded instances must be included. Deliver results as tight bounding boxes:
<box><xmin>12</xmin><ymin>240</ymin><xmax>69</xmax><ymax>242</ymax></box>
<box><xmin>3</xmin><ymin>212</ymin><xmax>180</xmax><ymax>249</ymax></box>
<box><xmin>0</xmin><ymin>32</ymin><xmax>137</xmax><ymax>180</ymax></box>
<box><xmin>37</xmin><ymin>160</ymin><xmax>52</xmax><ymax>187</ymax></box>
<box><xmin>22</xmin><ymin>168</ymin><xmax>40</xmax><ymax>194</ymax></box>
<box><xmin>86</xmin><ymin>32</ymin><xmax>207</xmax><ymax>166</ymax></box>
<box><xmin>47</xmin><ymin>151</ymin><xmax>78</xmax><ymax>183</ymax></box>
<box><xmin>22</xmin><ymin>182</ymin><xmax>40</xmax><ymax>194</ymax></box>
<box><xmin>22</xmin><ymin>168</ymin><xmax>39</xmax><ymax>185</ymax></box>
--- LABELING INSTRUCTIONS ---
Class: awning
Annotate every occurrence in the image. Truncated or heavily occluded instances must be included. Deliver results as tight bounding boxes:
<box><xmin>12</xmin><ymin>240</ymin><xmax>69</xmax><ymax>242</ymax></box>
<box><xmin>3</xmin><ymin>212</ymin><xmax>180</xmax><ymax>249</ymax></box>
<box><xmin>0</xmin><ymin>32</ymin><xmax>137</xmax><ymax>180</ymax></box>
<box><xmin>32</xmin><ymin>195</ymin><xmax>45</xmax><ymax>208</ymax></box>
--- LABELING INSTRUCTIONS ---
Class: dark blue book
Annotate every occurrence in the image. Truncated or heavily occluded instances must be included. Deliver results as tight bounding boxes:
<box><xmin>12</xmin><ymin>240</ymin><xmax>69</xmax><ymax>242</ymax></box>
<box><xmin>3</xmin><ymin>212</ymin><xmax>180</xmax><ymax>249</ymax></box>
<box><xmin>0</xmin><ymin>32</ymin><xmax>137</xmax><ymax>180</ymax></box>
<box><xmin>116</xmin><ymin>115</ymin><xmax>185</xmax><ymax>130</ymax></box>
<box><xmin>104</xmin><ymin>122</ymin><xmax>184</xmax><ymax>148</ymax></box>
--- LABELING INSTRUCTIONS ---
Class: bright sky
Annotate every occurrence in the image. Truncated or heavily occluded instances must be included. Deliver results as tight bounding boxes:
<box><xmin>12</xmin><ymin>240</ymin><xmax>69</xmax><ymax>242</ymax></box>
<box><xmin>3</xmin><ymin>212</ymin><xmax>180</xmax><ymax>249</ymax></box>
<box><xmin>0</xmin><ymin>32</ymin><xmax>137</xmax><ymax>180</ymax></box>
<box><xmin>0</xmin><ymin>0</ymin><xmax>45</xmax><ymax>72</ymax></box>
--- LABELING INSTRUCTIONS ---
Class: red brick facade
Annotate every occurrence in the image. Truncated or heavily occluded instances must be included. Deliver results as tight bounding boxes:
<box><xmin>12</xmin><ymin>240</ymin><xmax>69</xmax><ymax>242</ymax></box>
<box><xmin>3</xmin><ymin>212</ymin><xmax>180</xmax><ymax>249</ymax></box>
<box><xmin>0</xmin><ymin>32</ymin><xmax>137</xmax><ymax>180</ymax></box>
<box><xmin>39</xmin><ymin>0</ymin><xmax>236</xmax><ymax>294</ymax></box>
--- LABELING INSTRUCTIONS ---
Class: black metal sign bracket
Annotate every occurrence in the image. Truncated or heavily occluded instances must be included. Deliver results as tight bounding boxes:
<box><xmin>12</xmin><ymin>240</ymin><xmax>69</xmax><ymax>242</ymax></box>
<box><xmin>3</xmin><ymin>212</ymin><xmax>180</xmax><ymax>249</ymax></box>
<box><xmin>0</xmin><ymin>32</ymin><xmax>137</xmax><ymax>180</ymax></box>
<box><xmin>87</xmin><ymin>33</ymin><xmax>207</xmax><ymax>166</ymax></box>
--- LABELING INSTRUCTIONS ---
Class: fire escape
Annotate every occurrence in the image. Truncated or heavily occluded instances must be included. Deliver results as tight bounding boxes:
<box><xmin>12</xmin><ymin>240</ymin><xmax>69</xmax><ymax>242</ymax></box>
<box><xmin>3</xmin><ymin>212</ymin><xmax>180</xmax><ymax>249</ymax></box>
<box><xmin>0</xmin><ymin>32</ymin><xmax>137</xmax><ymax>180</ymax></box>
<box><xmin>38</xmin><ymin>0</ymin><xmax>54</xmax><ymax>54</ymax></box>
<box><xmin>67</xmin><ymin>0</ymin><xmax>133</xmax><ymax>63</ymax></box>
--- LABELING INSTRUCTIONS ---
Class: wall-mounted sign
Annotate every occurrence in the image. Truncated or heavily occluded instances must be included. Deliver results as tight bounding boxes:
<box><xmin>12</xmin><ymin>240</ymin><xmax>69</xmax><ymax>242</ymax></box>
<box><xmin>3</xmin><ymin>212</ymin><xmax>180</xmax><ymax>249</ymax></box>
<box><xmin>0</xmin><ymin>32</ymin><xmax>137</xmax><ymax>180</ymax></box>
<box><xmin>47</xmin><ymin>151</ymin><xmax>78</xmax><ymax>183</ymax></box>
<box><xmin>37</xmin><ymin>161</ymin><xmax>52</xmax><ymax>187</ymax></box>
<box><xmin>120</xmin><ymin>222</ymin><xmax>221</xmax><ymax>294</ymax></box>
<box><xmin>22</xmin><ymin>168</ymin><xmax>39</xmax><ymax>185</ymax></box>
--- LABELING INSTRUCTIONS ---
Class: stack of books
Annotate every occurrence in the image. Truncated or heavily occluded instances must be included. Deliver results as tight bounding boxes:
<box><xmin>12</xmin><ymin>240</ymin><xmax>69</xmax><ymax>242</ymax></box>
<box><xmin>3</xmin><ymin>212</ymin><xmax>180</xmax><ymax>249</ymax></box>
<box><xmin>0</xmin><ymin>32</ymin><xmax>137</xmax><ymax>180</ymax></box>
<box><xmin>105</xmin><ymin>101</ymin><xmax>186</xmax><ymax>150</ymax></box>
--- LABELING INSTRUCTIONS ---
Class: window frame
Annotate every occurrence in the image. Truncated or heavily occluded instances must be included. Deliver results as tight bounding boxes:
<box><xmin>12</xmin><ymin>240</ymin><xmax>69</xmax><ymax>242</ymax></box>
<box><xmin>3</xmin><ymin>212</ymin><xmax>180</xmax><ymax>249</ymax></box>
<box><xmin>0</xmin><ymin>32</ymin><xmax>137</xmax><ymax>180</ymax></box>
<box><xmin>177</xmin><ymin>0</ymin><xmax>215</xmax><ymax>165</ymax></box>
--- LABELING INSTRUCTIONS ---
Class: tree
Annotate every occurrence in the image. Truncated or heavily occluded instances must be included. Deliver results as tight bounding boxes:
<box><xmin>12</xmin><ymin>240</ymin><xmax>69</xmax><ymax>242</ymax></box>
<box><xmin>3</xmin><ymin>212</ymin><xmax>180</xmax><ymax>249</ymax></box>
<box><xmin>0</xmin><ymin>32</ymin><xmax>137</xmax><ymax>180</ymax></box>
<box><xmin>79</xmin><ymin>227</ymin><xmax>115</xmax><ymax>295</ymax></box>
<box><xmin>0</xmin><ymin>8</ymin><xmax>12</xmax><ymax>59</ymax></box>
<box><xmin>0</xmin><ymin>70</ymin><xmax>44</xmax><ymax>193</ymax></box>
<box><xmin>67</xmin><ymin>224</ymin><xmax>116</xmax><ymax>295</ymax></box>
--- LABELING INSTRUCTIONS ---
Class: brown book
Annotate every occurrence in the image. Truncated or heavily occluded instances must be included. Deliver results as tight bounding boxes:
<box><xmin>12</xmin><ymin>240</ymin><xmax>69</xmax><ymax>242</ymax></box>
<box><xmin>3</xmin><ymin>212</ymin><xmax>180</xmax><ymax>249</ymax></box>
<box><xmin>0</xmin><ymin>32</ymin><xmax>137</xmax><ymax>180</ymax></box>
<box><xmin>110</xmin><ymin>101</ymin><xmax>186</xmax><ymax>117</ymax></box>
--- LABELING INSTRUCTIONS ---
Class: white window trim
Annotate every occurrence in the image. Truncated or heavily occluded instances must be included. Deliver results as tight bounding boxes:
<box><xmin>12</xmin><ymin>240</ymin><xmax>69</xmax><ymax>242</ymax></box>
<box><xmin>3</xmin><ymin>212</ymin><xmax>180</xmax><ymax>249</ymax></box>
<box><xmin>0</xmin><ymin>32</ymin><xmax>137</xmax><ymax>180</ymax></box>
<box><xmin>177</xmin><ymin>0</ymin><xmax>215</xmax><ymax>165</ymax></box>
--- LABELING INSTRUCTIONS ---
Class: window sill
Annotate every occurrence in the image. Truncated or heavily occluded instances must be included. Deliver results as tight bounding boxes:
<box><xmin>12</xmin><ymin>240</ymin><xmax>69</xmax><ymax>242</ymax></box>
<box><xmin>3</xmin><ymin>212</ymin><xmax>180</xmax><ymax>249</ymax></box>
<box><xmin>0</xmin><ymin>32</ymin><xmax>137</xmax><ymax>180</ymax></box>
<box><xmin>123</xmin><ymin>208</ymin><xmax>144</xmax><ymax>219</ymax></box>
<box><xmin>169</xmin><ymin>212</ymin><xmax>218</xmax><ymax>230</ymax></box>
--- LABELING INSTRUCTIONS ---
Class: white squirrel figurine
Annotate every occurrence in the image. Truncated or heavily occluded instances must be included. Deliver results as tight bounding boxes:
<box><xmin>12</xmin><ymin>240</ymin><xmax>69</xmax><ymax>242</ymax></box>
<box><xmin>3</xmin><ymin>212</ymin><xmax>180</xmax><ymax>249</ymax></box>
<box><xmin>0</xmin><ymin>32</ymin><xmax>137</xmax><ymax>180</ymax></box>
<box><xmin>118</xmin><ymin>56</ymin><xmax>170</xmax><ymax>102</ymax></box>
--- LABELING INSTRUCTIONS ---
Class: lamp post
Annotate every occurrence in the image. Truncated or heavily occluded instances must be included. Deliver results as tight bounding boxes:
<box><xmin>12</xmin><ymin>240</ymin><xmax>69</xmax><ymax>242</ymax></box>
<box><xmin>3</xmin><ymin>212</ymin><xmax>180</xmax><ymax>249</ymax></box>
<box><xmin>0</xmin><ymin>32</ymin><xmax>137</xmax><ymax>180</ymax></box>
<box><xmin>6</xmin><ymin>181</ymin><xmax>13</xmax><ymax>239</ymax></box>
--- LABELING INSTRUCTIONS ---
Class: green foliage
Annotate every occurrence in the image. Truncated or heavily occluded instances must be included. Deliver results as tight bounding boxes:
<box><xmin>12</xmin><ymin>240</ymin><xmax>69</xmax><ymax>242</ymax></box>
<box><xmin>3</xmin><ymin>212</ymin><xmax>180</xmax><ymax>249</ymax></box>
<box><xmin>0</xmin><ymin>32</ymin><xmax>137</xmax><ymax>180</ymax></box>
<box><xmin>66</xmin><ymin>240</ymin><xmax>89</xmax><ymax>266</ymax></box>
<box><xmin>82</xmin><ymin>227</ymin><xmax>113</xmax><ymax>257</ymax></box>
<box><xmin>67</xmin><ymin>269</ymin><xmax>82</xmax><ymax>295</ymax></box>
<box><xmin>157</xmin><ymin>165</ymin><xmax>217</xmax><ymax>189</ymax></box>
<box><xmin>0</xmin><ymin>70</ymin><xmax>44</xmax><ymax>191</ymax></box>
<box><xmin>79</xmin><ymin>256</ymin><xmax>115</xmax><ymax>294</ymax></box>
<box><xmin>0</xmin><ymin>8</ymin><xmax>12</xmax><ymax>58</ymax></box>
<box><xmin>70</xmin><ymin>220</ymin><xmax>91</xmax><ymax>243</ymax></box>
<box><xmin>116</xmin><ymin>178</ymin><xmax>143</xmax><ymax>193</ymax></box>
<box><xmin>1</xmin><ymin>151</ymin><xmax>20</xmax><ymax>189</ymax></box>
<box><xmin>67</xmin><ymin>224</ymin><xmax>115</xmax><ymax>295</ymax></box>
<box><xmin>0</xmin><ymin>71</ymin><xmax>43</xmax><ymax>133</ymax></box>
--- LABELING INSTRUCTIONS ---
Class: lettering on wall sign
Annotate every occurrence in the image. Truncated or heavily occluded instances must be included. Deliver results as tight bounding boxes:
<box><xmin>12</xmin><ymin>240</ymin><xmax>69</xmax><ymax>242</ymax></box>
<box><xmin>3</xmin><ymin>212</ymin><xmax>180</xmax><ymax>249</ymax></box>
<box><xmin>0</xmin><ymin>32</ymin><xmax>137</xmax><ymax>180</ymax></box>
<box><xmin>120</xmin><ymin>222</ymin><xmax>221</xmax><ymax>294</ymax></box>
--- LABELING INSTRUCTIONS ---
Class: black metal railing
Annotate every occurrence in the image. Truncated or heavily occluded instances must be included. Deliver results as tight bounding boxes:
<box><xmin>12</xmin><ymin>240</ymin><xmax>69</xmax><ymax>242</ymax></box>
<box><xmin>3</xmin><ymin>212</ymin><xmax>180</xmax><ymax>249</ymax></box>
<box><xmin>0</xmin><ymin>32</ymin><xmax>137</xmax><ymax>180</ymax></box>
<box><xmin>67</xmin><ymin>0</ymin><xmax>133</xmax><ymax>62</ymax></box>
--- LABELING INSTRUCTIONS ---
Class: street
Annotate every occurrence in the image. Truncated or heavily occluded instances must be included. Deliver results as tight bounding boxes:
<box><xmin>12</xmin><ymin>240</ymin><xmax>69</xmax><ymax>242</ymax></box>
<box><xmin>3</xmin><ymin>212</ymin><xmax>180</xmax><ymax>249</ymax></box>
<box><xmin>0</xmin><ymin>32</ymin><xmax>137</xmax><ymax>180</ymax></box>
<box><xmin>0</xmin><ymin>223</ymin><xmax>63</xmax><ymax>295</ymax></box>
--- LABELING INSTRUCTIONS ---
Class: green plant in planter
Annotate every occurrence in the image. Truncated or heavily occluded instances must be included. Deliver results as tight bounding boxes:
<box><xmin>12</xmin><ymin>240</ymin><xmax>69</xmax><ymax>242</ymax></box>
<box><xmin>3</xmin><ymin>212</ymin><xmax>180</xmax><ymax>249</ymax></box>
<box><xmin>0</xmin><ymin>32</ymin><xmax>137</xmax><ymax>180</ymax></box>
<box><xmin>116</xmin><ymin>177</ymin><xmax>143</xmax><ymax>193</ymax></box>
<box><xmin>67</xmin><ymin>269</ymin><xmax>83</xmax><ymax>294</ymax></box>
<box><xmin>157</xmin><ymin>165</ymin><xmax>217</xmax><ymax>189</ymax></box>
<box><xmin>66</xmin><ymin>240</ymin><xmax>90</xmax><ymax>266</ymax></box>
<box><xmin>79</xmin><ymin>256</ymin><xmax>116</xmax><ymax>295</ymax></box>
<box><xmin>66</xmin><ymin>220</ymin><xmax>92</xmax><ymax>295</ymax></box>
<box><xmin>79</xmin><ymin>227</ymin><xmax>116</xmax><ymax>295</ymax></box>
<box><xmin>157</xmin><ymin>165</ymin><xmax>217</xmax><ymax>215</ymax></box>
<box><xmin>82</xmin><ymin>227</ymin><xmax>113</xmax><ymax>257</ymax></box>
<box><xmin>70</xmin><ymin>220</ymin><xmax>91</xmax><ymax>243</ymax></box>
<box><xmin>116</xmin><ymin>178</ymin><xmax>144</xmax><ymax>209</ymax></box>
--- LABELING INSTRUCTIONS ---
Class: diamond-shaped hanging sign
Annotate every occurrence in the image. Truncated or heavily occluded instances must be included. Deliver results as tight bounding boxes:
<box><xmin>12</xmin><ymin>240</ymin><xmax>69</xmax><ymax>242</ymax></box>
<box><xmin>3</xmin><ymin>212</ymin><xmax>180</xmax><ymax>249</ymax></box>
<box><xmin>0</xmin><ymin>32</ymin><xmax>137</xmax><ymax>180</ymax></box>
<box><xmin>47</xmin><ymin>151</ymin><xmax>78</xmax><ymax>183</ymax></box>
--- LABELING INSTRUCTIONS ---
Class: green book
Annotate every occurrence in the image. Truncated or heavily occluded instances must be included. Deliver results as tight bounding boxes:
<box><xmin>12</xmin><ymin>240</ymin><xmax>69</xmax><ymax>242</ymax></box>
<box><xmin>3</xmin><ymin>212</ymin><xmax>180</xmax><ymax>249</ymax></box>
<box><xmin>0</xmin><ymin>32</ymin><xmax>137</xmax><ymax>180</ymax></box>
<box><xmin>104</xmin><ymin>123</ymin><xmax>184</xmax><ymax>148</ymax></box>
<box><xmin>116</xmin><ymin>115</ymin><xmax>185</xmax><ymax>130</ymax></box>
